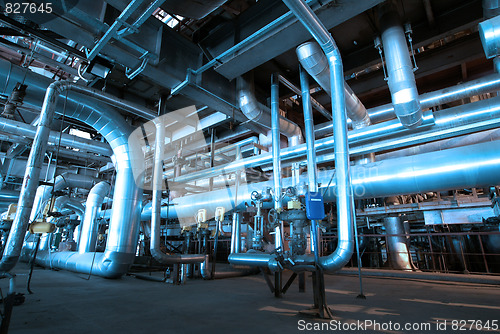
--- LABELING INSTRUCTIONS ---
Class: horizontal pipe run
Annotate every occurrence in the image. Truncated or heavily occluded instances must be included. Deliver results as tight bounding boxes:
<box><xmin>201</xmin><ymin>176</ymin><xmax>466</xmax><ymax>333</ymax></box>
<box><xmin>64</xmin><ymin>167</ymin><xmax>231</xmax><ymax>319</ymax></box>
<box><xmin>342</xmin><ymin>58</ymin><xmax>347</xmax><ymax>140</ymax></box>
<box><xmin>141</xmin><ymin>139</ymin><xmax>500</xmax><ymax>221</ymax></box>
<box><xmin>364</xmin><ymin>73</ymin><xmax>500</xmax><ymax>125</ymax></box>
<box><xmin>0</xmin><ymin>118</ymin><xmax>112</xmax><ymax>156</ymax></box>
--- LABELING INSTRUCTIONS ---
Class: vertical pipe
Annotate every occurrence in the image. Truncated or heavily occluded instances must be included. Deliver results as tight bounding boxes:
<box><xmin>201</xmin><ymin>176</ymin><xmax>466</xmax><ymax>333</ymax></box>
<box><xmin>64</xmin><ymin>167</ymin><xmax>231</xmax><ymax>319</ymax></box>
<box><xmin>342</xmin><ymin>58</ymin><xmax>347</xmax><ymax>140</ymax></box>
<box><xmin>151</xmin><ymin>97</ymin><xmax>166</xmax><ymax>261</ymax></box>
<box><xmin>380</xmin><ymin>4</ymin><xmax>422</xmax><ymax>128</ymax></box>
<box><xmin>300</xmin><ymin>65</ymin><xmax>320</xmax><ymax>264</ymax></box>
<box><xmin>384</xmin><ymin>216</ymin><xmax>414</xmax><ymax>270</ymax></box>
<box><xmin>0</xmin><ymin>81</ymin><xmax>68</xmax><ymax>272</ymax></box>
<box><xmin>282</xmin><ymin>0</ymin><xmax>355</xmax><ymax>273</ymax></box>
<box><xmin>78</xmin><ymin>181</ymin><xmax>110</xmax><ymax>253</ymax></box>
<box><xmin>271</xmin><ymin>73</ymin><xmax>283</xmax><ymax>250</ymax></box>
<box><xmin>230</xmin><ymin>212</ymin><xmax>242</xmax><ymax>254</ymax></box>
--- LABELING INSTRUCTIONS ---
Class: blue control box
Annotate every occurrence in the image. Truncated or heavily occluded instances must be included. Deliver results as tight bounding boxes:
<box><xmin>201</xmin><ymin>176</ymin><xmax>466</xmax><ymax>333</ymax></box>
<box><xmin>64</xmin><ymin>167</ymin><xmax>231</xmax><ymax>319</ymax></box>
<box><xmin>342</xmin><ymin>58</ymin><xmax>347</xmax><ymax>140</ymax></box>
<box><xmin>305</xmin><ymin>192</ymin><xmax>325</xmax><ymax>220</ymax></box>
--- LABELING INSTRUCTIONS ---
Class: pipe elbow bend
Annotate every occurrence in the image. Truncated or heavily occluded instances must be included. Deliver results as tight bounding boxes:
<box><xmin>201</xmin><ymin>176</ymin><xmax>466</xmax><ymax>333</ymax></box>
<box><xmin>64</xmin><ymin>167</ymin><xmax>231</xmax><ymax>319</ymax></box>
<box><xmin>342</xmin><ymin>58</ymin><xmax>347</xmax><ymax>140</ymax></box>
<box><xmin>393</xmin><ymin>100</ymin><xmax>423</xmax><ymax>129</ymax></box>
<box><xmin>95</xmin><ymin>251</ymin><xmax>135</xmax><ymax>279</ymax></box>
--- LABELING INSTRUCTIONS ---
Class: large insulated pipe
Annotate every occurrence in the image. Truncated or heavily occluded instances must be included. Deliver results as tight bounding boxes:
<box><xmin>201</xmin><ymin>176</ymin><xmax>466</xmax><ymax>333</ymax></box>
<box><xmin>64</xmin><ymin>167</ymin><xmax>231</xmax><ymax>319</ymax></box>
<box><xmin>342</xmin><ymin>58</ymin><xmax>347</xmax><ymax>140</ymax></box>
<box><xmin>0</xmin><ymin>117</ymin><xmax>112</xmax><ymax>156</ymax></box>
<box><xmin>30</xmin><ymin>173</ymin><xmax>98</xmax><ymax>222</ymax></box>
<box><xmin>299</xmin><ymin>65</ymin><xmax>320</xmax><ymax>264</ymax></box>
<box><xmin>0</xmin><ymin>65</ymin><xmax>143</xmax><ymax>277</ymax></box>
<box><xmin>78</xmin><ymin>181</ymin><xmax>110</xmax><ymax>253</ymax></box>
<box><xmin>238</xmin><ymin>76</ymin><xmax>303</xmax><ymax>144</ymax></box>
<box><xmin>379</xmin><ymin>4</ymin><xmax>422</xmax><ymax>128</ymax></box>
<box><xmin>480</xmin><ymin>15</ymin><xmax>500</xmax><ymax>60</ymax></box>
<box><xmin>142</xmin><ymin>139</ymin><xmax>500</xmax><ymax>221</ymax></box>
<box><xmin>271</xmin><ymin>73</ymin><xmax>284</xmax><ymax>250</ymax></box>
<box><xmin>483</xmin><ymin>0</ymin><xmax>500</xmax><ymax>18</ymax></box>
<box><xmin>281</xmin><ymin>0</ymin><xmax>355</xmax><ymax>273</ymax></box>
<box><xmin>318</xmin><ymin>72</ymin><xmax>500</xmax><ymax>129</ymax></box>
<box><xmin>173</xmin><ymin>91</ymin><xmax>500</xmax><ymax>186</ymax></box>
<box><xmin>0</xmin><ymin>81</ymin><xmax>70</xmax><ymax>273</ymax></box>
<box><xmin>52</xmin><ymin>195</ymin><xmax>85</xmax><ymax>220</ymax></box>
<box><xmin>296</xmin><ymin>41</ymin><xmax>371</xmax><ymax>129</ymax></box>
<box><xmin>384</xmin><ymin>217</ymin><xmax>414</xmax><ymax>271</ymax></box>
<box><xmin>150</xmin><ymin>99</ymin><xmax>205</xmax><ymax>265</ymax></box>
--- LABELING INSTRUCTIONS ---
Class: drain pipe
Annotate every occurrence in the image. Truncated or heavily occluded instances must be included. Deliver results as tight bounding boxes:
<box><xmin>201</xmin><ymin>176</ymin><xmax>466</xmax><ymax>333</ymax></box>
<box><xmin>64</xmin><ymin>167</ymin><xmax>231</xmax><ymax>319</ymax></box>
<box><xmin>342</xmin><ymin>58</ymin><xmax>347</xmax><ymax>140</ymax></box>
<box><xmin>78</xmin><ymin>181</ymin><xmax>110</xmax><ymax>253</ymax></box>
<box><xmin>296</xmin><ymin>41</ymin><xmax>371</xmax><ymax>129</ymax></box>
<box><xmin>150</xmin><ymin>97</ymin><xmax>205</xmax><ymax>265</ymax></box>
<box><xmin>271</xmin><ymin>73</ymin><xmax>284</xmax><ymax>251</ymax></box>
<box><xmin>379</xmin><ymin>3</ymin><xmax>422</xmax><ymax>128</ymax></box>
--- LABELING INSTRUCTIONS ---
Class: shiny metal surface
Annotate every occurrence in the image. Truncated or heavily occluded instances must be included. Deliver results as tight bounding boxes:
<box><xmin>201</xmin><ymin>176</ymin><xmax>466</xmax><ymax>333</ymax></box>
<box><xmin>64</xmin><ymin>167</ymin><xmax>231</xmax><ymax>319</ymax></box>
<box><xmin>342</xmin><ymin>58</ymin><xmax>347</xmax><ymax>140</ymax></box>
<box><xmin>143</xmin><ymin>139</ymin><xmax>500</xmax><ymax>220</ymax></box>
<box><xmin>30</xmin><ymin>173</ymin><xmax>98</xmax><ymax>222</ymax></box>
<box><xmin>380</xmin><ymin>4</ymin><xmax>422</xmax><ymax>128</ymax></box>
<box><xmin>271</xmin><ymin>73</ymin><xmax>283</xmax><ymax>250</ymax></box>
<box><xmin>238</xmin><ymin>77</ymin><xmax>303</xmax><ymax>142</ymax></box>
<box><xmin>299</xmin><ymin>65</ymin><xmax>320</xmax><ymax>264</ymax></box>
<box><xmin>0</xmin><ymin>117</ymin><xmax>112</xmax><ymax>156</ymax></box>
<box><xmin>282</xmin><ymin>0</ymin><xmax>355</xmax><ymax>273</ymax></box>
<box><xmin>0</xmin><ymin>64</ymin><xmax>144</xmax><ymax>277</ymax></box>
<box><xmin>480</xmin><ymin>15</ymin><xmax>500</xmax><ymax>59</ymax></box>
<box><xmin>53</xmin><ymin>196</ymin><xmax>85</xmax><ymax>221</ymax></box>
<box><xmin>230</xmin><ymin>212</ymin><xmax>242</xmax><ymax>254</ymax></box>
<box><xmin>78</xmin><ymin>181</ymin><xmax>110</xmax><ymax>254</ymax></box>
<box><xmin>384</xmin><ymin>217</ymin><xmax>414</xmax><ymax>271</ymax></box>
<box><xmin>0</xmin><ymin>80</ymin><xmax>69</xmax><ymax>273</ymax></box>
<box><xmin>296</xmin><ymin>41</ymin><xmax>371</xmax><ymax>129</ymax></box>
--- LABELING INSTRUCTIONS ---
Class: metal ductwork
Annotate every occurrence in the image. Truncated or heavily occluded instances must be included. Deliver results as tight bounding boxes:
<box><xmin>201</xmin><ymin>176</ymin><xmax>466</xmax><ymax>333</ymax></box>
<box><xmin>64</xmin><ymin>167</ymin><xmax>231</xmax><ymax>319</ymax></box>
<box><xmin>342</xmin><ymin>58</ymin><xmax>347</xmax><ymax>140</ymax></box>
<box><xmin>161</xmin><ymin>0</ymin><xmax>228</xmax><ymax>20</ymax></box>
<box><xmin>78</xmin><ymin>181</ymin><xmax>111</xmax><ymax>254</ymax></box>
<box><xmin>379</xmin><ymin>3</ymin><xmax>422</xmax><ymax>128</ymax></box>
<box><xmin>296</xmin><ymin>41</ymin><xmax>371</xmax><ymax>129</ymax></box>
<box><xmin>0</xmin><ymin>61</ymin><xmax>144</xmax><ymax>278</ymax></box>
<box><xmin>237</xmin><ymin>76</ymin><xmax>303</xmax><ymax>144</ymax></box>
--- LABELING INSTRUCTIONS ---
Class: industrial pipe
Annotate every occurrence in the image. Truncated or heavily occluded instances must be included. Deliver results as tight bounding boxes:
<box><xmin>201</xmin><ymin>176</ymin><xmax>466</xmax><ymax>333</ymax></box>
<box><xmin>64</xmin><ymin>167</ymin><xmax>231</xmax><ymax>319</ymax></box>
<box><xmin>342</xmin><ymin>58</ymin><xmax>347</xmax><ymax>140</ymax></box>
<box><xmin>316</xmin><ymin>72</ymin><xmax>500</xmax><ymax>130</ymax></box>
<box><xmin>282</xmin><ymin>0</ymin><xmax>355</xmax><ymax>273</ymax></box>
<box><xmin>271</xmin><ymin>73</ymin><xmax>284</xmax><ymax>250</ymax></box>
<box><xmin>296</xmin><ymin>41</ymin><xmax>371</xmax><ymax>129</ymax></box>
<box><xmin>384</xmin><ymin>217</ymin><xmax>414</xmax><ymax>271</ymax></box>
<box><xmin>30</xmin><ymin>172</ymin><xmax>98</xmax><ymax>222</ymax></box>
<box><xmin>379</xmin><ymin>4</ymin><xmax>422</xmax><ymax>128</ymax></box>
<box><xmin>238</xmin><ymin>76</ymin><xmax>303</xmax><ymax>143</ymax></box>
<box><xmin>78</xmin><ymin>181</ymin><xmax>110</xmax><ymax>253</ymax></box>
<box><xmin>142</xmin><ymin>139</ymin><xmax>500</xmax><ymax>221</ymax></box>
<box><xmin>299</xmin><ymin>65</ymin><xmax>320</xmax><ymax>264</ymax></box>
<box><xmin>0</xmin><ymin>66</ymin><xmax>144</xmax><ymax>277</ymax></box>
<box><xmin>150</xmin><ymin>100</ymin><xmax>205</xmax><ymax>265</ymax></box>
<box><xmin>0</xmin><ymin>117</ymin><xmax>112</xmax><ymax>156</ymax></box>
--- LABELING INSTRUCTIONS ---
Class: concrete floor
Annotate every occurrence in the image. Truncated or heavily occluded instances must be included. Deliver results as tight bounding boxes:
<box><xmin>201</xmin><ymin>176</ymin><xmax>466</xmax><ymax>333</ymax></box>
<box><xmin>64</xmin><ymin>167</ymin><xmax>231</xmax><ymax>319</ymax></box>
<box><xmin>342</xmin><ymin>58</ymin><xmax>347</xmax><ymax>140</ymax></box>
<box><xmin>2</xmin><ymin>264</ymin><xmax>500</xmax><ymax>334</ymax></box>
